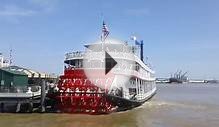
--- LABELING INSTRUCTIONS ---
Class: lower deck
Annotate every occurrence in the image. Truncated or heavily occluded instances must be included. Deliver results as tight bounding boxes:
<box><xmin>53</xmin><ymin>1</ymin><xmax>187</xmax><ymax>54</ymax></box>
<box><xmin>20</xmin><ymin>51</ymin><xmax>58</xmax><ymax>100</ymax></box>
<box><xmin>107</xmin><ymin>87</ymin><xmax>157</xmax><ymax>111</ymax></box>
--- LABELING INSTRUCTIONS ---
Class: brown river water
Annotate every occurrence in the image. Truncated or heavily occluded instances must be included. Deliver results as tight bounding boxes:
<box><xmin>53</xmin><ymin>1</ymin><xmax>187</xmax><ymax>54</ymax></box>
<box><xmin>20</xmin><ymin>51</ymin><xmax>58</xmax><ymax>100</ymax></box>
<box><xmin>0</xmin><ymin>83</ymin><xmax>219</xmax><ymax>127</ymax></box>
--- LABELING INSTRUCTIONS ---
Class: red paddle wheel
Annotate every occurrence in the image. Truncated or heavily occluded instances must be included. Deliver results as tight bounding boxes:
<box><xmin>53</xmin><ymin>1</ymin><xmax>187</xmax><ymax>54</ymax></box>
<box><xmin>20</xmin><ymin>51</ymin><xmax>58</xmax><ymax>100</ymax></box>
<box><xmin>55</xmin><ymin>68</ymin><xmax>115</xmax><ymax>114</ymax></box>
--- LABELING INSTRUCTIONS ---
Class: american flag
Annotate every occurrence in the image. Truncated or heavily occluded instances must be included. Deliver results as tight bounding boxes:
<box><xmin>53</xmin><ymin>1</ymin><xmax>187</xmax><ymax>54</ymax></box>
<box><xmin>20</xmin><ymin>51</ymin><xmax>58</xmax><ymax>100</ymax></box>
<box><xmin>101</xmin><ymin>21</ymin><xmax>109</xmax><ymax>42</ymax></box>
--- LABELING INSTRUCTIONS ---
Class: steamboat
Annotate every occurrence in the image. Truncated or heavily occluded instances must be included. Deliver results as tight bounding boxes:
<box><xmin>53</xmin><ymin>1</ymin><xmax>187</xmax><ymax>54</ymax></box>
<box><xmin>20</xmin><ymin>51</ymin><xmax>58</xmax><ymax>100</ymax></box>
<box><xmin>53</xmin><ymin>22</ymin><xmax>156</xmax><ymax>114</ymax></box>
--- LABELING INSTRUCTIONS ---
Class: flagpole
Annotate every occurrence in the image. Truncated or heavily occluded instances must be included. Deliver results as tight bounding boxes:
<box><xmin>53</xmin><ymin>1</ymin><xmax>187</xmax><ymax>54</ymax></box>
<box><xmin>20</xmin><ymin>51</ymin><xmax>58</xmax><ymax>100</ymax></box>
<box><xmin>101</xmin><ymin>21</ymin><xmax>109</xmax><ymax>51</ymax></box>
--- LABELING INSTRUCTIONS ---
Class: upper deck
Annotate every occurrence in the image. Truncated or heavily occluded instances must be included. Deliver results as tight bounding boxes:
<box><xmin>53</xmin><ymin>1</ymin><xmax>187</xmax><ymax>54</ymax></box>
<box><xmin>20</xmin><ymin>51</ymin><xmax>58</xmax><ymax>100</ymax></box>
<box><xmin>64</xmin><ymin>41</ymin><xmax>155</xmax><ymax>80</ymax></box>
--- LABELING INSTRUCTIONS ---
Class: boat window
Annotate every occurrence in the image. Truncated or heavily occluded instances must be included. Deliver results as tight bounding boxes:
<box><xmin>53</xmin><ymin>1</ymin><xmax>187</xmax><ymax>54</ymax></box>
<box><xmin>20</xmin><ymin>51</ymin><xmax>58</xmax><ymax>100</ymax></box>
<box><xmin>65</xmin><ymin>59</ymin><xmax>83</xmax><ymax>68</ymax></box>
<box><xmin>129</xmin><ymin>88</ymin><xmax>136</xmax><ymax>95</ymax></box>
<box><xmin>135</xmin><ymin>62</ymin><xmax>140</xmax><ymax>71</ymax></box>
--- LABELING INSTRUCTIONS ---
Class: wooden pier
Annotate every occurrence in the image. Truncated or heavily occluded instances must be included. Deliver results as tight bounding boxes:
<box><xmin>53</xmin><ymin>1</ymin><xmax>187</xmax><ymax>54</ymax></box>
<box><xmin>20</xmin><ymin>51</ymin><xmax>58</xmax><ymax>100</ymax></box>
<box><xmin>0</xmin><ymin>80</ymin><xmax>53</xmax><ymax>113</ymax></box>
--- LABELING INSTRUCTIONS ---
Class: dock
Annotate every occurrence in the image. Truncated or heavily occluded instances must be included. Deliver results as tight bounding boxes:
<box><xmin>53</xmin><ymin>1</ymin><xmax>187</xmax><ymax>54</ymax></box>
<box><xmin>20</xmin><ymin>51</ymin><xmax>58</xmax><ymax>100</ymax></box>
<box><xmin>0</xmin><ymin>80</ymin><xmax>48</xmax><ymax>113</ymax></box>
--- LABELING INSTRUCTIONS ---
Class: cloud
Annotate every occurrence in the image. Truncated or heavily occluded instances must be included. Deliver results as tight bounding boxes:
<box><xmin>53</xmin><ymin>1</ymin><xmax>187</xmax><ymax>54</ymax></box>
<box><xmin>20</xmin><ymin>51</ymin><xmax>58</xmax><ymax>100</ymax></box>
<box><xmin>0</xmin><ymin>0</ymin><xmax>59</xmax><ymax>17</ymax></box>
<box><xmin>29</xmin><ymin>0</ymin><xmax>59</xmax><ymax>12</ymax></box>
<box><xmin>125</xmin><ymin>8</ymin><xmax>150</xmax><ymax>16</ymax></box>
<box><xmin>0</xmin><ymin>5</ymin><xmax>36</xmax><ymax>16</ymax></box>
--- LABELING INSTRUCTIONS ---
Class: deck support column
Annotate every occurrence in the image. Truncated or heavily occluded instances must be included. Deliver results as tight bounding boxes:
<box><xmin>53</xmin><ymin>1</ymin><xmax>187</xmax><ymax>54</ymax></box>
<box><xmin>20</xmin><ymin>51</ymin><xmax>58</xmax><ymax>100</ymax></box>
<box><xmin>139</xmin><ymin>80</ymin><xmax>141</xmax><ymax>99</ymax></box>
<box><xmin>135</xmin><ymin>78</ymin><xmax>138</xmax><ymax>99</ymax></box>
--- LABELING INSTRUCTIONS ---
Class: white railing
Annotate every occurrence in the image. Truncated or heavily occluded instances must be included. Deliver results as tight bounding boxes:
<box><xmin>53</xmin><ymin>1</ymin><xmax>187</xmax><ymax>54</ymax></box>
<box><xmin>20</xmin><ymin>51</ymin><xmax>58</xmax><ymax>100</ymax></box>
<box><xmin>65</xmin><ymin>51</ymin><xmax>84</xmax><ymax>60</ymax></box>
<box><xmin>65</xmin><ymin>51</ymin><xmax>135</xmax><ymax>61</ymax></box>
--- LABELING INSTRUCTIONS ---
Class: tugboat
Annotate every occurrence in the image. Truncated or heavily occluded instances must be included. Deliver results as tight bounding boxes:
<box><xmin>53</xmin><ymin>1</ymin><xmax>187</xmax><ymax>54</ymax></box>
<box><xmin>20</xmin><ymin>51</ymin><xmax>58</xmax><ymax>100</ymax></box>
<box><xmin>52</xmin><ymin>22</ymin><xmax>156</xmax><ymax>114</ymax></box>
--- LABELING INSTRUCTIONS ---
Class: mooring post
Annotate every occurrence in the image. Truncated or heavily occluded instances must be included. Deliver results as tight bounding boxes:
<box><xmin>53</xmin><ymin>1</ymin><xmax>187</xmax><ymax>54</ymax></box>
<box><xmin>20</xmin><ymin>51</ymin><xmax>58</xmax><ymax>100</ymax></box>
<box><xmin>40</xmin><ymin>79</ymin><xmax>46</xmax><ymax>113</ymax></box>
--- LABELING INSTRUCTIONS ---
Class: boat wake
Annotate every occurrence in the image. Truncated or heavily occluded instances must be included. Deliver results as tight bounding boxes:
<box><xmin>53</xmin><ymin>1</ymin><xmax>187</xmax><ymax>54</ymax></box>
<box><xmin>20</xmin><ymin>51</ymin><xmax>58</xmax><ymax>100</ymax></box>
<box><xmin>140</xmin><ymin>100</ymin><xmax>207</xmax><ymax>110</ymax></box>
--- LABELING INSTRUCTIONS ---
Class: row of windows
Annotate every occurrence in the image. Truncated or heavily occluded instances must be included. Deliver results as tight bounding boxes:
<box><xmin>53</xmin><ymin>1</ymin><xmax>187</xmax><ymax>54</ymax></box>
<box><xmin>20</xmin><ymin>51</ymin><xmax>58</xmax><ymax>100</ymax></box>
<box><xmin>65</xmin><ymin>59</ymin><xmax>152</xmax><ymax>76</ymax></box>
<box><xmin>128</xmin><ymin>80</ymin><xmax>155</xmax><ymax>95</ymax></box>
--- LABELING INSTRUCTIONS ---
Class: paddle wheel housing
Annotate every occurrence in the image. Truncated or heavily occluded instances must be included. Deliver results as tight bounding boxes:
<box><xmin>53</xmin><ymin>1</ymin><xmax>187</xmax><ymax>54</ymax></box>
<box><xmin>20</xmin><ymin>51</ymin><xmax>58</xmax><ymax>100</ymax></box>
<box><xmin>55</xmin><ymin>68</ymin><xmax>115</xmax><ymax>114</ymax></box>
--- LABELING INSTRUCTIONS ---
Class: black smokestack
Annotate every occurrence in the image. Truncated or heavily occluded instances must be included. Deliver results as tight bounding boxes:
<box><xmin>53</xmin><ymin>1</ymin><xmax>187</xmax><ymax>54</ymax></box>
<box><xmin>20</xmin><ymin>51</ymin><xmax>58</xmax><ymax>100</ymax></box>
<box><xmin>140</xmin><ymin>40</ymin><xmax>144</xmax><ymax>62</ymax></box>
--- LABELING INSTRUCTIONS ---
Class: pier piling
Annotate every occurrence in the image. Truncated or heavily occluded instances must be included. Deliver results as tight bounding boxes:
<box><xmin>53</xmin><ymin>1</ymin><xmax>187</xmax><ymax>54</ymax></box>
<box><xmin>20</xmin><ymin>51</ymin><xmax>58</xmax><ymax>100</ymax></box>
<box><xmin>28</xmin><ymin>102</ymin><xmax>33</xmax><ymax>113</ymax></box>
<box><xmin>40</xmin><ymin>79</ymin><xmax>46</xmax><ymax>113</ymax></box>
<box><xmin>0</xmin><ymin>103</ymin><xmax>4</xmax><ymax>113</ymax></box>
<box><xmin>16</xmin><ymin>102</ymin><xmax>21</xmax><ymax>113</ymax></box>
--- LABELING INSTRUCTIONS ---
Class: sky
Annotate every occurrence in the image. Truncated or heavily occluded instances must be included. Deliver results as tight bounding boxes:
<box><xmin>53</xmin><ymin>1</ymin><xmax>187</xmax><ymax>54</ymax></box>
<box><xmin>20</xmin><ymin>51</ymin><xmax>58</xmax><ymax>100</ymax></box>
<box><xmin>0</xmin><ymin>0</ymin><xmax>219</xmax><ymax>79</ymax></box>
